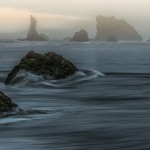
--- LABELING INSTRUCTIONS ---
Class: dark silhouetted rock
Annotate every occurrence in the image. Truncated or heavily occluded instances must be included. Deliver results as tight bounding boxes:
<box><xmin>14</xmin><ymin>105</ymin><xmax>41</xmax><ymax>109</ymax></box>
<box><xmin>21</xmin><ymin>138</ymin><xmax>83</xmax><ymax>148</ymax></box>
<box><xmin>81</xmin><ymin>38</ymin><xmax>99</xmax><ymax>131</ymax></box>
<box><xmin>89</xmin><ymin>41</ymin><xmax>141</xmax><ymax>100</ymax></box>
<box><xmin>107</xmin><ymin>36</ymin><xmax>118</xmax><ymax>42</ymax></box>
<box><xmin>95</xmin><ymin>16</ymin><xmax>142</xmax><ymax>41</ymax></box>
<box><xmin>0</xmin><ymin>91</ymin><xmax>18</xmax><ymax>113</ymax></box>
<box><xmin>71</xmin><ymin>29</ymin><xmax>89</xmax><ymax>42</ymax></box>
<box><xmin>5</xmin><ymin>51</ymin><xmax>78</xmax><ymax>84</ymax></box>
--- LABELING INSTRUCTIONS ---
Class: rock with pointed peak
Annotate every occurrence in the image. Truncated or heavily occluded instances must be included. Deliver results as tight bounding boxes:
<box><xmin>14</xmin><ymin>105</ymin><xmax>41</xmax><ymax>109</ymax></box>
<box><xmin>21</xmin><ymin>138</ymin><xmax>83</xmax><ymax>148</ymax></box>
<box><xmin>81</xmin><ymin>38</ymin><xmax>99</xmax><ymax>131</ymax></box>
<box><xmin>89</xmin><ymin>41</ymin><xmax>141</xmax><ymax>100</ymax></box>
<box><xmin>71</xmin><ymin>29</ymin><xmax>89</xmax><ymax>42</ymax></box>
<box><xmin>26</xmin><ymin>15</ymin><xmax>49</xmax><ymax>41</ymax></box>
<box><xmin>95</xmin><ymin>15</ymin><xmax>142</xmax><ymax>41</ymax></box>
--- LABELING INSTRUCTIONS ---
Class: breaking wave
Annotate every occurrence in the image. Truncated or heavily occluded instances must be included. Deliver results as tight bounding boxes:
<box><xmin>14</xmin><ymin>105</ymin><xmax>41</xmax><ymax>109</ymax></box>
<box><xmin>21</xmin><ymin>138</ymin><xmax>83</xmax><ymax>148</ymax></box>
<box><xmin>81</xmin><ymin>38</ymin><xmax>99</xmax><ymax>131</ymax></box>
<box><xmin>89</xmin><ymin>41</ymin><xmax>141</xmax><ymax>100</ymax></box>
<box><xmin>6</xmin><ymin>70</ymin><xmax>105</xmax><ymax>88</ymax></box>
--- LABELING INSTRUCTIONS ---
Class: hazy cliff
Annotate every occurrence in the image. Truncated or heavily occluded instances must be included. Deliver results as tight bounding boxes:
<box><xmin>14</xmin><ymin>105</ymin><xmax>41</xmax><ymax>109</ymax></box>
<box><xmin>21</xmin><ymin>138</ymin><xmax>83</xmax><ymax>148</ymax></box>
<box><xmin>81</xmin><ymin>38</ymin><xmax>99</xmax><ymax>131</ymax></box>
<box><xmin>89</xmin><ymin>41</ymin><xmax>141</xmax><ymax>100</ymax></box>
<box><xmin>95</xmin><ymin>16</ymin><xmax>142</xmax><ymax>41</ymax></box>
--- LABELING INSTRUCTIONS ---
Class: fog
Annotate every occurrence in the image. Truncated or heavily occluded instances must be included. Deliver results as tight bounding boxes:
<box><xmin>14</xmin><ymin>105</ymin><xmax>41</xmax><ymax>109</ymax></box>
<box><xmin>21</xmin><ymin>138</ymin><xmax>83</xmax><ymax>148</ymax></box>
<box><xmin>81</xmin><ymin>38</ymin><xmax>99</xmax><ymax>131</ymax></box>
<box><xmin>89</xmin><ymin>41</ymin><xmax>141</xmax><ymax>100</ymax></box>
<box><xmin>0</xmin><ymin>0</ymin><xmax>150</xmax><ymax>39</ymax></box>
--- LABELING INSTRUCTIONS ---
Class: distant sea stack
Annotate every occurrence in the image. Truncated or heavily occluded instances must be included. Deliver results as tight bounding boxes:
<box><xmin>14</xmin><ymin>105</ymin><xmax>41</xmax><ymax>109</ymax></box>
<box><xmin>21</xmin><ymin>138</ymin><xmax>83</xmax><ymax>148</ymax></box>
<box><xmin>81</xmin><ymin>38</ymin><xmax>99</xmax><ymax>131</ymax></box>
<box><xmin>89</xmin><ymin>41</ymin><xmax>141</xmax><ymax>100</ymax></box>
<box><xmin>71</xmin><ymin>29</ymin><xmax>89</xmax><ymax>42</ymax></box>
<box><xmin>62</xmin><ymin>36</ymin><xmax>72</xmax><ymax>41</ymax></box>
<box><xmin>26</xmin><ymin>15</ymin><xmax>49</xmax><ymax>41</ymax></box>
<box><xmin>107</xmin><ymin>36</ymin><xmax>118</xmax><ymax>42</ymax></box>
<box><xmin>95</xmin><ymin>16</ymin><xmax>142</xmax><ymax>41</ymax></box>
<box><xmin>19</xmin><ymin>15</ymin><xmax>49</xmax><ymax>41</ymax></box>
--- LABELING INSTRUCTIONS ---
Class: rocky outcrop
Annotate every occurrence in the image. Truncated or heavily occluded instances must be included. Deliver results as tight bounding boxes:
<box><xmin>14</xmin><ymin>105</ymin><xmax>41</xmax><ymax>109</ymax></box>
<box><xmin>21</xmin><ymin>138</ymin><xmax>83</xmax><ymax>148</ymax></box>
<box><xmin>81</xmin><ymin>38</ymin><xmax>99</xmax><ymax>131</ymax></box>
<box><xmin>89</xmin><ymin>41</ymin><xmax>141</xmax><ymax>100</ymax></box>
<box><xmin>26</xmin><ymin>15</ymin><xmax>49</xmax><ymax>41</ymax></box>
<box><xmin>62</xmin><ymin>36</ymin><xmax>72</xmax><ymax>41</ymax></box>
<box><xmin>71</xmin><ymin>29</ymin><xmax>89</xmax><ymax>42</ymax></box>
<box><xmin>19</xmin><ymin>15</ymin><xmax>49</xmax><ymax>41</ymax></box>
<box><xmin>40</xmin><ymin>33</ymin><xmax>49</xmax><ymax>41</ymax></box>
<box><xmin>0</xmin><ymin>91</ymin><xmax>17</xmax><ymax>113</ymax></box>
<box><xmin>5</xmin><ymin>51</ymin><xmax>78</xmax><ymax>84</ymax></box>
<box><xmin>107</xmin><ymin>36</ymin><xmax>118</xmax><ymax>42</ymax></box>
<box><xmin>95</xmin><ymin>16</ymin><xmax>142</xmax><ymax>41</ymax></box>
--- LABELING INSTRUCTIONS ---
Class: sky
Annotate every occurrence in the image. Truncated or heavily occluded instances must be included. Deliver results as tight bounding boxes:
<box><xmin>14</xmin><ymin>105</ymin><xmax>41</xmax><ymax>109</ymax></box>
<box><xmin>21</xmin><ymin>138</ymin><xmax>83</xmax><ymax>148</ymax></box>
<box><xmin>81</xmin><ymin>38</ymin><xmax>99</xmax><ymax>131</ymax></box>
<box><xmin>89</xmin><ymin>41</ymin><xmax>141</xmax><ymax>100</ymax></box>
<box><xmin>0</xmin><ymin>0</ymin><xmax>150</xmax><ymax>39</ymax></box>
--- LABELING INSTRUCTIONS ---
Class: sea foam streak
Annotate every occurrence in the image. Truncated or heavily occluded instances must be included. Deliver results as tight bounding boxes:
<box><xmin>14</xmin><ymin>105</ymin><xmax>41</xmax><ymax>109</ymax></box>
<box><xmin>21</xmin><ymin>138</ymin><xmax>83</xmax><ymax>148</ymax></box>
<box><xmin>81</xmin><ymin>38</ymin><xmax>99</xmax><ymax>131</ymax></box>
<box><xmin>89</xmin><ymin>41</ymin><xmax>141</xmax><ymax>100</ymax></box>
<box><xmin>6</xmin><ymin>70</ymin><xmax>105</xmax><ymax>88</ymax></box>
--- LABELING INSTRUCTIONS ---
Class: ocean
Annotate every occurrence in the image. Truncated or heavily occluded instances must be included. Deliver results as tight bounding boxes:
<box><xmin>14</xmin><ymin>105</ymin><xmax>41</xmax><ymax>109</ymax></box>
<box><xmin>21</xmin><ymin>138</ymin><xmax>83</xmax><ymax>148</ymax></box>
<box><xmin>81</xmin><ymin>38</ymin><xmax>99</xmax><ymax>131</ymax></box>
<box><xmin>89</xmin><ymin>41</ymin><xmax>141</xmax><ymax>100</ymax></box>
<box><xmin>0</xmin><ymin>40</ymin><xmax>150</xmax><ymax>150</ymax></box>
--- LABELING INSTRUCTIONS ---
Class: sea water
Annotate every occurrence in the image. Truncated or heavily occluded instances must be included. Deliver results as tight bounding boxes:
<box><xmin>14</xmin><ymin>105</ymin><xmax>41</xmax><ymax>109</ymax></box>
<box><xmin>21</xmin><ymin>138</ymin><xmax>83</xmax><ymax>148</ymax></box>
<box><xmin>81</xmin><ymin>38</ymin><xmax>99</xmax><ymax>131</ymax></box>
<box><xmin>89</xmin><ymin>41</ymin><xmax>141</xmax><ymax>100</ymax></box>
<box><xmin>0</xmin><ymin>40</ymin><xmax>150</xmax><ymax>150</ymax></box>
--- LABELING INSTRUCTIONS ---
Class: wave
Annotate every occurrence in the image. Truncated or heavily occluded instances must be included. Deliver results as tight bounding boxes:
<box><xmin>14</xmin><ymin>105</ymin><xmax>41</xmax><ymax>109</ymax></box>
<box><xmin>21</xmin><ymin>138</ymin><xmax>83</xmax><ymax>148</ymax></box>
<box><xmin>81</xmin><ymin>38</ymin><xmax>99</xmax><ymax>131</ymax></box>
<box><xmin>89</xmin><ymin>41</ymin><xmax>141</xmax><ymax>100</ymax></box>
<box><xmin>6</xmin><ymin>70</ymin><xmax>104</xmax><ymax>88</ymax></box>
<box><xmin>0</xmin><ymin>82</ymin><xmax>5</xmax><ymax>90</ymax></box>
<box><xmin>0</xmin><ymin>107</ymin><xmax>61</xmax><ymax>124</ymax></box>
<box><xmin>0</xmin><ymin>106</ymin><xmax>23</xmax><ymax>118</ymax></box>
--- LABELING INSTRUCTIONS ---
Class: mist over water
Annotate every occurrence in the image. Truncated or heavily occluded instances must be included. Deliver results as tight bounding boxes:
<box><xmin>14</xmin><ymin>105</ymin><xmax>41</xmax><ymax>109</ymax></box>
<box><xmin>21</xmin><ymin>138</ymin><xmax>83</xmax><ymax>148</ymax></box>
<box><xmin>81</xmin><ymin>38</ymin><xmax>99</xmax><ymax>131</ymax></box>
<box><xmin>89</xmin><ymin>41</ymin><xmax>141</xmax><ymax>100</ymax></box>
<box><xmin>1</xmin><ymin>41</ymin><xmax>150</xmax><ymax>149</ymax></box>
<box><xmin>1</xmin><ymin>0</ymin><xmax>150</xmax><ymax>39</ymax></box>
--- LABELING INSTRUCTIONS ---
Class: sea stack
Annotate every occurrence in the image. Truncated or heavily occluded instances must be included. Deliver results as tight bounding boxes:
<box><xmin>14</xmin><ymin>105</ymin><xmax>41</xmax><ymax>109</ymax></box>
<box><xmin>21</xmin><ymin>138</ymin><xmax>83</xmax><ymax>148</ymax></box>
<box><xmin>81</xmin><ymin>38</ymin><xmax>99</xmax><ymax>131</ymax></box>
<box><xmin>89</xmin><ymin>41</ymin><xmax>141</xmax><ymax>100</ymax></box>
<box><xmin>0</xmin><ymin>91</ymin><xmax>17</xmax><ymax>113</ymax></box>
<box><xmin>26</xmin><ymin>15</ymin><xmax>49</xmax><ymax>41</ymax></box>
<box><xmin>107</xmin><ymin>36</ymin><xmax>118</xmax><ymax>42</ymax></box>
<box><xmin>95</xmin><ymin>16</ymin><xmax>142</xmax><ymax>41</ymax></box>
<box><xmin>71</xmin><ymin>29</ymin><xmax>89</xmax><ymax>42</ymax></box>
<box><xmin>5</xmin><ymin>51</ymin><xmax>78</xmax><ymax>84</ymax></box>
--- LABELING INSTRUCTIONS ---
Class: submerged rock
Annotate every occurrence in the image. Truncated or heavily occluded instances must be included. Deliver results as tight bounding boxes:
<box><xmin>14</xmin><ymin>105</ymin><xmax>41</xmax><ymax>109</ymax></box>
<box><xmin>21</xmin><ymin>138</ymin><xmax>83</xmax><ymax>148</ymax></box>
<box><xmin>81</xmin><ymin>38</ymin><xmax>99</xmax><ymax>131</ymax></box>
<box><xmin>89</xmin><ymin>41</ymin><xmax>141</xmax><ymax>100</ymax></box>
<box><xmin>95</xmin><ymin>16</ymin><xmax>142</xmax><ymax>41</ymax></box>
<box><xmin>0</xmin><ymin>91</ymin><xmax>17</xmax><ymax>113</ymax></box>
<box><xmin>71</xmin><ymin>29</ymin><xmax>89</xmax><ymax>42</ymax></box>
<box><xmin>5</xmin><ymin>51</ymin><xmax>78</xmax><ymax>84</ymax></box>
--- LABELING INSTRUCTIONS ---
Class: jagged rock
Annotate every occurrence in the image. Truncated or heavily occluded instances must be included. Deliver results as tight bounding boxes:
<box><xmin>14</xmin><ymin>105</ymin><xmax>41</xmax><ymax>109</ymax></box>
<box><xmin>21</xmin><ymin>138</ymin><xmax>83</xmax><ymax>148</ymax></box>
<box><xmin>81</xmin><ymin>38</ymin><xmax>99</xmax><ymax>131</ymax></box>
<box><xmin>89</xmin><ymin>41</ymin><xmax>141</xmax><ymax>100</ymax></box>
<box><xmin>26</xmin><ymin>15</ymin><xmax>49</xmax><ymax>41</ymax></box>
<box><xmin>95</xmin><ymin>16</ymin><xmax>142</xmax><ymax>41</ymax></box>
<box><xmin>107</xmin><ymin>36</ymin><xmax>118</xmax><ymax>42</ymax></box>
<box><xmin>5</xmin><ymin>51</ymin><xmax>78</xmax><ymax>84</ymax></box>
<box><xmin>0</xmin><ymin>91</ymin><xmax>17</xmax><ymax>113</ymax></box>
<box><xmin>71</xmin><ymin>29</ymin><xmax>89</xmax><ymax>42</ymax></box>
<box><xmin>19</xmin><ymin>15</ymin><xmax>49</xmax><ymax>41</ymax></box>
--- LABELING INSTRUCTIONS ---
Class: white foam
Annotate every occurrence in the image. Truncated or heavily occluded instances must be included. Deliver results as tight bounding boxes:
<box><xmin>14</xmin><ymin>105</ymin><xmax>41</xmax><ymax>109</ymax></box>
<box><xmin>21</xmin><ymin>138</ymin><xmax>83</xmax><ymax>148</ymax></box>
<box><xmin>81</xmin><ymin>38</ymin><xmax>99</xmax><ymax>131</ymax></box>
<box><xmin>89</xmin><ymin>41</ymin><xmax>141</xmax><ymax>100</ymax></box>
<box><xmin>7</xmin><ymin>69</ymin><xmax>105</xmax><ymax>88</ymax></box>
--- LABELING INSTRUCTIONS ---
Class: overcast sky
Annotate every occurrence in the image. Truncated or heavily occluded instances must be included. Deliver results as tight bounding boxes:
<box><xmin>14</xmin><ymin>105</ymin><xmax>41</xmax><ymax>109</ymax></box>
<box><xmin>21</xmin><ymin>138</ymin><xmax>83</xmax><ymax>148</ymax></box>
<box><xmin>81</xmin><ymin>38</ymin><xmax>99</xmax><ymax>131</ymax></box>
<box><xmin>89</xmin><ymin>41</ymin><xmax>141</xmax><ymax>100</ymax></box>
<box><xmin>0</xmin><ymin>0</ymin><xmax>150</xmax><ymax>39</ymax></box>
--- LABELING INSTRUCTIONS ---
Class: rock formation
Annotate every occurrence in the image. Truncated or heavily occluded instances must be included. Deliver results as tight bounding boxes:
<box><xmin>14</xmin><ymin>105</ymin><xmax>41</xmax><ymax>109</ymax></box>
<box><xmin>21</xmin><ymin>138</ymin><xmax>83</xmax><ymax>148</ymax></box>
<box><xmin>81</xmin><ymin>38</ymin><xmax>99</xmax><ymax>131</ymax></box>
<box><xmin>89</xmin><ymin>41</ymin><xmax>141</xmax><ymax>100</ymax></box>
<box><xmin>95</xmin><ymin>16</ymin><xmax>142</xmax><ymax>41</ymax></box>
<box><xmin>62</xmin><ymin>36</ymin><xmax>72</xmax><ymax>41</ymax></box>
<box><xmin>40</xmin><ymin>33</ymin><xmax>49</xmax><ymax>41</ymax></box>
<box><xmin>5</xmin><ymin>51</ymin><xmax>78</xmax><ymax>84</ymax></box>
<box><xmin>71</xmin><ymin>29</ymin><xmax>89</xmax><ymax>42</ymax></box>
<box><xmin>19</xmin><ymin>15</ymin><xmax>49</xmax><ymax>41</ymax></box>
<box><xmin>107</xmin><ymin>36</ymin><xmax>118</xmax><ymax>42</ymax></box>
<box><xmin>0</xmin><ymin>91</ymin><xmax>17</xmax><ymax>113</ymax></box>
<box><xmin>26</xmin><ymin>15</ymin><xmax>49</xmax><ymax>41</ymax></box>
